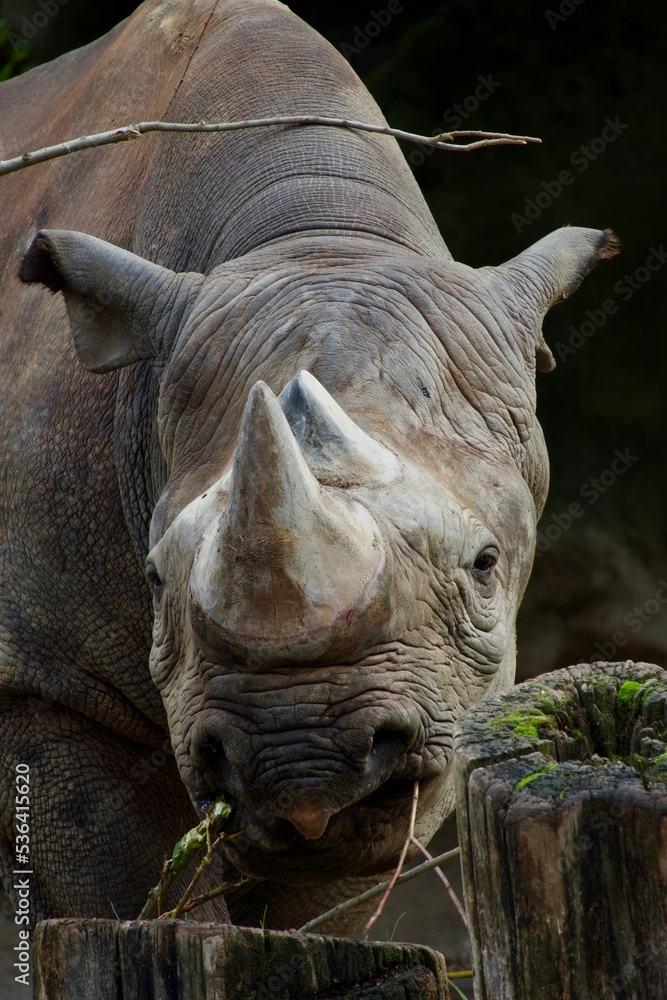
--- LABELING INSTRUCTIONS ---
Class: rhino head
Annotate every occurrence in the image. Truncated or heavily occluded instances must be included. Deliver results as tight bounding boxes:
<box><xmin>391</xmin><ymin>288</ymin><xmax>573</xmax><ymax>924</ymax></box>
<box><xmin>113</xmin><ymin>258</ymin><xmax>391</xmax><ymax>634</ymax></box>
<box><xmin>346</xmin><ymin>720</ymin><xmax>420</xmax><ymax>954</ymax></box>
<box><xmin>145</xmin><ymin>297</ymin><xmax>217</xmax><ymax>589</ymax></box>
<box><xmin>21</xmin><ymin>225</ymin><xmax>616</xmax><ymax>880</ymax></box>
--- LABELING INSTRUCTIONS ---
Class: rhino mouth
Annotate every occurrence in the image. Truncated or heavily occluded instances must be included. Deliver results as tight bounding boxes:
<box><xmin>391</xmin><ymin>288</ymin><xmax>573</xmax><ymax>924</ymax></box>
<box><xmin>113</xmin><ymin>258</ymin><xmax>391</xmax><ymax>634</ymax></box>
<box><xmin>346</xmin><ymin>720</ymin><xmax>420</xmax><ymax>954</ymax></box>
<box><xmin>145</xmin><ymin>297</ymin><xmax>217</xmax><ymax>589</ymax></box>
<box><xmin>189</xmin><ymin>746</ymin><xmax>448</xmax><ymax>882</ymax></box>
<box><xmin>211</xmin><ymin>775</ymin><xmax>444</xmax><ymax>882</ymax></box>
<box><xmin>183</xmin><ymin>695</ymin><xmax>451</xmax><ymax>882</ymax></box>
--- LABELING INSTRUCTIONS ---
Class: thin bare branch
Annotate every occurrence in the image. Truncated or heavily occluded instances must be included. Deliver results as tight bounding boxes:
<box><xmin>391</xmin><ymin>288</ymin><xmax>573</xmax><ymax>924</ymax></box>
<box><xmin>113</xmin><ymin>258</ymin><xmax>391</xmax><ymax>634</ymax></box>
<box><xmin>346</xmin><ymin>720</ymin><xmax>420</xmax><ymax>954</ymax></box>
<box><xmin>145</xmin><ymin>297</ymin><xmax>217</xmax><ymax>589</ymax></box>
<box><xmin>157</xmin><ymin>855</ymin><xmax>168</xmax><ymax>918</ymax></box>
<box><xmin>410</xmin><ymin>835</ymin><xmax>468</xmax><ymax>929</ymax></box>
<box><xmin>0</xmin><ymin>115</ymin><xmax>542</xmax><ymax>178</ymax></box>
<box><xmin>296</xmin><ymin>844</ymin><xmax>461</xmax><ymax>934</ymax></box>
<box><xmin>160</xmin><ymin>875</ymin><xmax>251</xmax><ymax>918</ymax></box>
<box><xmin>363</xmin><ymin>781</ymin><xmax>420</xmax><ymax>934</ymax></box>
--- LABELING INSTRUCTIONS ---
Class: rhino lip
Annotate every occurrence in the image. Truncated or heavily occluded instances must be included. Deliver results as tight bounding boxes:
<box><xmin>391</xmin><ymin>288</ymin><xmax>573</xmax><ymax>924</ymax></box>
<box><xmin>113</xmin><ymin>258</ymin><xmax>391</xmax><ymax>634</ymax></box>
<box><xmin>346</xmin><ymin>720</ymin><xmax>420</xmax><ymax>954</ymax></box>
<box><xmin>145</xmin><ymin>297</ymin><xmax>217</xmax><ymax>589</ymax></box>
<box><xmin>191</xmin><ymin>740</ymin><xmax>436</xmax><ymax>829</ymax></box>
<box><xmin>213</xmin><ymin>777</ymin><xmax>436</xmax><ymax>882</ymax></box>
<box><xmin>212</xmin><ymin>798</ymin><xmax>344</xmax><ymax>856</ymax></box>
<box><xmin>190</xmin><ymin>789</ymin><xmax>337</xmax><ymax>852</ymax></box>
<box><xmin>286</xmin><ymin>804</ymin><xmax>332</xmax><ymax>840</ymax></box>
<box><xmin>203</xmin><ymin>775</ymin><xmax>426</xmax><ymax>870</ymax></box>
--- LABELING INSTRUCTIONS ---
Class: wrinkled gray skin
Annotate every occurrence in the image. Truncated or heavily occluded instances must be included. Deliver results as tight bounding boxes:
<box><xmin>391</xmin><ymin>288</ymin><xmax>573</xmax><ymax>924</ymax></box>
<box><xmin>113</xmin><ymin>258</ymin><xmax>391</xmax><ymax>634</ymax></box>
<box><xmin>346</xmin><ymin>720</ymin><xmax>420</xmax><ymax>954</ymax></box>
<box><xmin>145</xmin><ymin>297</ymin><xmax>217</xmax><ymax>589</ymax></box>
<box><xmin>0</xmin><ymin>0</ymin><xmax>616</xmax><ymax>931</ymax></box>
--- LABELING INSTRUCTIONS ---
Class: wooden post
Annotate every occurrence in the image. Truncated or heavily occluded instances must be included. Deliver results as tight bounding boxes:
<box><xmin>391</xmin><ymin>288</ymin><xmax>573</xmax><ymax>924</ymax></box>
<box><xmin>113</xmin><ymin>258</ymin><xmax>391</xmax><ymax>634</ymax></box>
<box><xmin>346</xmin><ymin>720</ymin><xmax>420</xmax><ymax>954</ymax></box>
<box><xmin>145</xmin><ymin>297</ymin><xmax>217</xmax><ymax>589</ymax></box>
<box><xmin>34</xmin><ymin>919</ymin><xmax>450</xmax><ymax>999</ymax></box>
<box><xmin>454</xmin><ymin>660</ymin><xmax>667</xmax><ymax>1000</ymax></box>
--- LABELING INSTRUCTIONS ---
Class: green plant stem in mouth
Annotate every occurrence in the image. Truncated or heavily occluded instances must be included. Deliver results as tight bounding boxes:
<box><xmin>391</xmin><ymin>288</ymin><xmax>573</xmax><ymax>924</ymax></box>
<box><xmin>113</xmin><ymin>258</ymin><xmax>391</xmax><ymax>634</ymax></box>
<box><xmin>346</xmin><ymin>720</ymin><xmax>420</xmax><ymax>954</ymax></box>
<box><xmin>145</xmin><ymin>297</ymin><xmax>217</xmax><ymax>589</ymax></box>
<box><xmin>138</xmin><ymin>797</ymin><xmax>235</xmax><ymax>919</ymax></box>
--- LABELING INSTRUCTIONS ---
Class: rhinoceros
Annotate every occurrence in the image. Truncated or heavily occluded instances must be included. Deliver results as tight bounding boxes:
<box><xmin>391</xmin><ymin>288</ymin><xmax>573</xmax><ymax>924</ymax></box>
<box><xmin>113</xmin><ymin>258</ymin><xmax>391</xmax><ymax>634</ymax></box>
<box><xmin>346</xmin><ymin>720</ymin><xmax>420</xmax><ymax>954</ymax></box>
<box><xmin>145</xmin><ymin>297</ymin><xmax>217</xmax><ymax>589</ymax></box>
<box><xmin>0</xmin><ymin>0</ymin><xmax>615</xmax><ymax>930</ymax></box>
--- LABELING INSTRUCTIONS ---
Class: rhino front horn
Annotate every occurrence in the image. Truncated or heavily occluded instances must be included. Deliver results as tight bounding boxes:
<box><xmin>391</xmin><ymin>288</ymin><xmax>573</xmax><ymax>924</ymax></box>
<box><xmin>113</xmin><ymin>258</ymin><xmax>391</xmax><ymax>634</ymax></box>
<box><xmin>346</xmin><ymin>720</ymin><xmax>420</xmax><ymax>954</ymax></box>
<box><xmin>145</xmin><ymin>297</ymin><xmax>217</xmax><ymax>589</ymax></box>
<box><xmin>190</xmin><ymin>380</ymin><xmax>389</xmax><ymax>661</ymax></box>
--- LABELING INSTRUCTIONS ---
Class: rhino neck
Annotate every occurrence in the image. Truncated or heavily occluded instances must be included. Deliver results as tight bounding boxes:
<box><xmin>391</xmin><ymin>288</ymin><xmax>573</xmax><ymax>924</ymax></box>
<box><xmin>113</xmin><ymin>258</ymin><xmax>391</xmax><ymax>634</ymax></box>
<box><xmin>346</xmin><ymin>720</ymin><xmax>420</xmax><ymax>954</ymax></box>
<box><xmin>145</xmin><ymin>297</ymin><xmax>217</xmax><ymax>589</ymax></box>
<box><xmin>134</xmin><ymin>0</ymin><xmax>451</xmax><ymax>271</ymax></box>
<box><xmin>114</xmin><ymin>363</ymin><xmax>168</xmax><ymax>564</ymax></box>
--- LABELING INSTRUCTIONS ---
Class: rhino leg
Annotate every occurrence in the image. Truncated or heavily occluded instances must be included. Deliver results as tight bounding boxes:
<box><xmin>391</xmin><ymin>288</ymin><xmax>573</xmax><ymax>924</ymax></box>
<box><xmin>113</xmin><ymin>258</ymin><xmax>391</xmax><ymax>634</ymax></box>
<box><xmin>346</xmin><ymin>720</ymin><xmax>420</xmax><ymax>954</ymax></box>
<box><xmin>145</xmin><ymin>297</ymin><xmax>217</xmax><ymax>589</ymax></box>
<box><xmin>0</xmin><ymin>699</ymin><xmax>228</xmax><ymax>926</ymax></box>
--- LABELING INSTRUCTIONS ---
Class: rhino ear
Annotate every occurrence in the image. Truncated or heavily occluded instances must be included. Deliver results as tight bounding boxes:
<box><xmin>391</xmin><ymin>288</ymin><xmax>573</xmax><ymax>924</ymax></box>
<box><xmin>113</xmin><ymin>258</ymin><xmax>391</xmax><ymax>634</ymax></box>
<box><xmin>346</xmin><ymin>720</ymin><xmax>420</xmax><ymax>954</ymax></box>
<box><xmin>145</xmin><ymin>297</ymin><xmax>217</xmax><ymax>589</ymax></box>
<box><xmin>495</xmin><ymin>226</ymin><xmax>619</xmax><ymax>372</ymax></box>
<box><xmin>20</xmin><ymin>230</ymin><xmax>204</xmax><ymax>373</ymax></box>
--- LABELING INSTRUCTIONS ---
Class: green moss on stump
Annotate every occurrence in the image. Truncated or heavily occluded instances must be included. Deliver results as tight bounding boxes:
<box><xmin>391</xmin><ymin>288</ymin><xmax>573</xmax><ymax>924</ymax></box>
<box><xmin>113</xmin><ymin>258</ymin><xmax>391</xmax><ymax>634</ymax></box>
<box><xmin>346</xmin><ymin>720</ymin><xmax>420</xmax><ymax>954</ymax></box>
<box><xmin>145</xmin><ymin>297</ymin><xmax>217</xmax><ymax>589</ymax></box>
<box><xmin>616</xmin><ymin>680</ymin><xmax>642</xmax><ymax>711</ymax></box>
<box><xmin>492</xmin><ymin>708</ymin><xmax>556</xmax><ymax>741</ymax></box>
<box><xmin>513</xmin><ymin>763</ymin><xmax>558</xmax><ymax>793</ymax></box>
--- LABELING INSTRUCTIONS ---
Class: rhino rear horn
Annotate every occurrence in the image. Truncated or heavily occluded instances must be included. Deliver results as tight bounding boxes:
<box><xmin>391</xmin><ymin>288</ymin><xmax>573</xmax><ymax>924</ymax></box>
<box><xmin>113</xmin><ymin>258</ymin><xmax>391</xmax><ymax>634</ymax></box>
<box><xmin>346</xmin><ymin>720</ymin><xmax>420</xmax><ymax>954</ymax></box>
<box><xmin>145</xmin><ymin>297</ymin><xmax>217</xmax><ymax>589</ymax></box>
<box><xmin>190</xmin><ymin>381</ymin><xmax>388</xmax><ymax>660</ymax></box>
<box><xmin>278</xmin><ymin>370</ymin><xmax>400</xmax><ymax>486</ymax></box>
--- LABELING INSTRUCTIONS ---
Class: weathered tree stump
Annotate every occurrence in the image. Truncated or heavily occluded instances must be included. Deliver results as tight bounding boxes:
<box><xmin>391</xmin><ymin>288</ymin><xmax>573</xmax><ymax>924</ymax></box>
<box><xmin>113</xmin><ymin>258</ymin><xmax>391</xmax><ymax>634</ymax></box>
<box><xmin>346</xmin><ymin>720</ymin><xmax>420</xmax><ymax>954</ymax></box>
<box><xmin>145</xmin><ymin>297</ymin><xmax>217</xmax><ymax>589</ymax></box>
<box><xmin>454</xmin><ymin>660</ymin><xmax>667</xmax><ymax>1000</ymax></box>
<box><xmin>34</xmin><ymin>919</ymin><xmax>450</xmax><ymax>999</ymax></box>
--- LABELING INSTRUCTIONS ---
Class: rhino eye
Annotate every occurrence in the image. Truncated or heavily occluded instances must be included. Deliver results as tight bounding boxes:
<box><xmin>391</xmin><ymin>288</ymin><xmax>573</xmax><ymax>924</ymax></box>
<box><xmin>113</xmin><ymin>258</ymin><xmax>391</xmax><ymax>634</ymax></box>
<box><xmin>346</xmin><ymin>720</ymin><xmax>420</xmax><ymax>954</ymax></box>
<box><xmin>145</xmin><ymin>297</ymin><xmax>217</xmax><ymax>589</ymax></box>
<box><xmin>145</xmin><ymin>562</ymin><xmax>164</xmax><ymax>595</ymax></box>
<box><xmin>472</xmin><ymin>548</ymin><xmax>498</xmax><ymax>577</ymax></box>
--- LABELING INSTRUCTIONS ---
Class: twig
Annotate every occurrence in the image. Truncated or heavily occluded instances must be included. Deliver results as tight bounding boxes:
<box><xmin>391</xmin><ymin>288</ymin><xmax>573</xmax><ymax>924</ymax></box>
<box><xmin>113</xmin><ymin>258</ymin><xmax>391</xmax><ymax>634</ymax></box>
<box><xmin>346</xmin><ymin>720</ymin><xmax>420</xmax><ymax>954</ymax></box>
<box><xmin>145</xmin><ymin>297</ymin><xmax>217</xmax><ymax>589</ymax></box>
<box><xmin>157</xmin><ymin>855</ymin><xmax>168</xmax><ymax>918</ymax></box>
<box><xmin>138</xmin><ymin>798</ymin><xmax>232</xmax><ymax>919</ymax></box>
<box><xmin>165</xmin><ymin>876</ymin><xmax>251</xmax><ymax>916</ymax></box>
<box><xmin>0</xmin><ymin>115</ymin><xmax>542</xmax><ymax>178</ymax></box>
<box><xmin>297</xmin><ymin>844</ymin><xmax>460</xmax><ymax>934</ymax></box>
<box><xmin>363</xmin><ymin>781</ymin><xmax>420</xmax><ymax>934</ymax></box>
<box><xmin>410</xmin><ymin>835</ymin><xmax>468</xmax><ymax>930</ymax></box>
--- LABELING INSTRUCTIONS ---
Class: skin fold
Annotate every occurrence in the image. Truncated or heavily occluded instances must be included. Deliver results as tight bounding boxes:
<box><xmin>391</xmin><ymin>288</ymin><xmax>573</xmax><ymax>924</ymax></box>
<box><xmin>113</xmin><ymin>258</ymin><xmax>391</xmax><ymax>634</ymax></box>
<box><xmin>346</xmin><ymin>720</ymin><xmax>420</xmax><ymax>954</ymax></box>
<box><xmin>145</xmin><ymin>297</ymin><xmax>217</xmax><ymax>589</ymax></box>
<box><xmin>0</xmin><ymin>0</ymin><xmax>616</xmax><ymax>930</ymax></box>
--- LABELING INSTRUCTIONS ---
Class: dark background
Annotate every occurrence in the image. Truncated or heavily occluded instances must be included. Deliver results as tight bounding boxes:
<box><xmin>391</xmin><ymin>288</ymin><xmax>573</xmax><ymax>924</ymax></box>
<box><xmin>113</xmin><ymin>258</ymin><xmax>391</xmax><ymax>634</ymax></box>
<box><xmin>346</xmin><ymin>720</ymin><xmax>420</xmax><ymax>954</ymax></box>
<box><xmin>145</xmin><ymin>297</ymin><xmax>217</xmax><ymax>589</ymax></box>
<box><xmin>2</xmin><ymin>0</ymin><xmax>666</xmax><ymax>677</ymax></box>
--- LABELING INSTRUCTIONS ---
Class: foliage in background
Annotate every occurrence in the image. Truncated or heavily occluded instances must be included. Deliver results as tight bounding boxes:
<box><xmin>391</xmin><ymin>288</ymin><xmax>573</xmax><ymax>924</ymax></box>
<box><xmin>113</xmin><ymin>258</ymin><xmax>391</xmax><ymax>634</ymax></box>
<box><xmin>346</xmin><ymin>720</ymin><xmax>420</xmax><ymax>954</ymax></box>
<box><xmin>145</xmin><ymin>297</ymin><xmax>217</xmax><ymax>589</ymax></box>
<box><xmin>0</xmin><ymin>17</ymin><xmax>30</xmax><ymax>80</ymax></box>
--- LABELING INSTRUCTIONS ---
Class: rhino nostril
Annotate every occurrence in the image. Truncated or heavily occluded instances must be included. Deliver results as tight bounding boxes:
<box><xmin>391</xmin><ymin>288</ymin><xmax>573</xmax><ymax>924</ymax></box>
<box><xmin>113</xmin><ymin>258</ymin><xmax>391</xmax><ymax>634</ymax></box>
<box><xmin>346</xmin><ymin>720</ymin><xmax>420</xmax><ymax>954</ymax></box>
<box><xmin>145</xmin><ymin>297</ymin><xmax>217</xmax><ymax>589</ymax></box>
<box><xmin>371</xmin><ymin>715</ymin><xmax>422</xmax><ymax>753</ymax></box>
<box><xmin>366</xmin><ymin>716</ymin><xmax>423</xmax><ymax>778</ymax></box>
<box><xmin>371</xmin><ymin>727</ymin><xmax>404</xmax><ymax>754</ymax></box>
<box><xmin>365</xmin><ymin>729</ymin><xmax>408</xmax><ymax>783</ymax></box>
<box><xmin>192</xmin><ymin>727</ymin><xmax>239</xmax><ymax>798</ymax></box>
<box><xmin>196</xmin><ymin>734</ymin><xmax>226</xmax><ymax>771</ymax></box>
